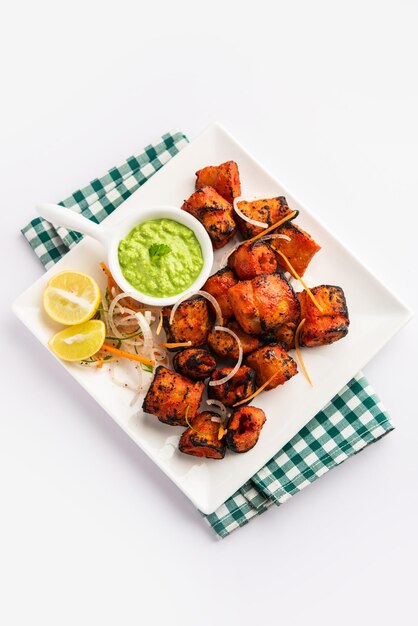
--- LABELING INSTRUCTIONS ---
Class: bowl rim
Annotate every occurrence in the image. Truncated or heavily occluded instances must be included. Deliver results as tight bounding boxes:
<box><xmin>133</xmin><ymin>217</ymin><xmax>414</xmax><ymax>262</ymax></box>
<box><xmin>106</xmin><ymin>205</ymin><xmax>214</xmax><ymax>306</ymax></box>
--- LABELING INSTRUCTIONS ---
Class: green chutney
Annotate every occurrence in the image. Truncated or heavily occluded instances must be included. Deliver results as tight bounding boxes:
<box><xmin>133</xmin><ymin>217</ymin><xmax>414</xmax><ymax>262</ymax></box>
<box><xmin>118</xmin><ymin>218</ymin><xmax>204</xmax><ymax>297</ymax></box>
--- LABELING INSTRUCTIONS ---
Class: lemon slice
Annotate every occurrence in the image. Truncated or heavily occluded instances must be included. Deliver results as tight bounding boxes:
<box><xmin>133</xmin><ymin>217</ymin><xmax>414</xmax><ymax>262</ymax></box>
<box><xmin>48</xmin><ymin>320</ymin><xmax>106</xmax><ymax>362</ymax></box>
<box><xmin>43</xmin><ymin>271</ymin><xmax>101</xmax><ymax>325</ymax></box>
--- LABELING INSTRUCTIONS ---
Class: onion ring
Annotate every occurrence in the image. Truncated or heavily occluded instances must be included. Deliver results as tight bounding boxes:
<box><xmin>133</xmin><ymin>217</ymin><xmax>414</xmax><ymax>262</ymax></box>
<box><xmin>208</xmin><ymin>326</ymin><xmax>243</xmax><ymax>387</ymax></box>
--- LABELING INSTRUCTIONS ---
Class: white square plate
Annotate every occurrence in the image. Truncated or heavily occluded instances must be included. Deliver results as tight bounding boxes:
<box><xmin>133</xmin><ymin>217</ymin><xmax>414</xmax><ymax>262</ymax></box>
<box><xmin>13</xmin><ymin>123</ymin><xmax>412</xmax><ymax>514</ymax></box>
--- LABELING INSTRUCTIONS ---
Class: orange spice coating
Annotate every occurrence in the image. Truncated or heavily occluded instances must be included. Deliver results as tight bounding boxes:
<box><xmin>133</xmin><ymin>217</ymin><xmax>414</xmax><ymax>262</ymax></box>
<box><xmin>182</xmin><ymin>186</ymin><xmax>236</xmax><ymax>249</ymax></box>
<box><xmin>142</xmin><ymin>366</ymin><xmax>204</xmax><ymax>426</ymax></box>
<box><xmin>235</xmin><ymin>196</ymin><xmax>296</xmax><ymax>239</ymax></box>
<box><xmin>195</xmin><ymin>160</ymin><xmax>241</xmax><ymax>204</ymax></box>
<box><xmin>225</xmin><ymin>406</ymin><xmax>266</xmax><ymax>453</ymax></box>
<box><xmin>172</xmin><ymin>348</ymin><xmax>216</xmax><ymax>381</ymax></box>
<box><xmin>228</xmin><ymin>240</ymin><xmax>277</xmax><ymax>280</ymax></box>
<box><xmin>228</xmin><ymin>273</ymin><xmax>300</xmax><ymax>335</ymax></box>
<box><xmin>246</xmin><ymin>344</ymin><xmax>298</xmax><ymax>390</ymax></box>
<box><xmin>162</xmin><ymin>297</ymin><xmax>210</xmax><ymax>349</ymax></box>
<box><xmin>202</xmin><ymin>267</ymin><xmax>238</xmax><ymax>322</ymax></box>
<box><xmin>179</xmin><ymin>411</ymin><xmax>226</xmax><ymax>459</ymax></box>
<box><xmin>208</xmin><ymin>365</ymin><xmax>257</xmax><ymax>407</ymax></box>
<box><xmin>269</xmin><ymin>222</ymin><xmax>321</xmax><ymax>277</ymax></box>
<box><xmin>207</xmin><ymin>320</ymin><xmax>263</xmax><ymax>360</ymax></box>
<box><xmin>298</xmin><ymin>285</ymin><xmax>349</xmax><ymax>347</ymax></box>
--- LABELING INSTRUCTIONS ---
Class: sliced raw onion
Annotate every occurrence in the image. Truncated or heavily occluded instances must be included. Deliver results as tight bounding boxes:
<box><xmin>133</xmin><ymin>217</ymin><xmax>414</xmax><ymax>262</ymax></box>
<box><xmin>247</xmin><ymin>210</ymin><xmax>298</xmax><ymax>244</ymax></box>
<box><xmin>156</xmin><ymin>310</ymin><xmax>163</xmax><ymax>335</ymax></box>
<box><xmin>208</xmin><ymin>326</ymin><xmax>243</xmax><ymax>387</ymax></box>
<box><xmin>151</xmin><ymin>346</ymin><xmax>168</xmax><ymax>361</ymax></box>
<box><xmin>114</xmin><ymin>314</ymin><xmax>140</xmax><ymax>326</ymax></box>
<box><xmin>108</xmin><ymin>292</ymin><xmax>141</xmax><ymax>338</ymax></box>
<box><xmin>220</xmin><ymin>233</ymin><xmax>291</xmax><ymax>268</ymax></box>
<box><xmin>129</xmin><ymin>365</ymin><xmax>144</xmax><ymax>406</ymax></box>
<box><xmin>135</xmin><ymin>311</ymin><xmax>153</xmax><ymax>356</ymax></box>
<box><xmin>259</xmin><ymin>233</ymin><xmax>291</xmax><ymax>243</ymax></box>
<box><xmin>184</xmin><ymin>405</ymin><xmax>219</xmax><ymax>436</ymax></box>
<box><xmin>169</xmin><ymin>290</ymin><xmax>223</xmax><ymax>326</ymax></box>
<box><xmin>206</xmin><ymin>399</ymin><xmax>228</xmax><ymax>423</ymax></box>
<box><xmin>129</xmin><ymin>363</ymin><xmax>156</xmax><ymax>406</ymax></box>
<box><xmin>233</xmin><ymin>196</ymin><xmax>268</xmax><ymax>228</ymax></box>
<box><xmin>110</xmin><ymin>360</ymin><xmax>139</xmax><ymax>392</ymax></box>
<box><xmin>129</xmin><ymin>389</ymin><xmax>142</xmax><ymax>407</ymax></box>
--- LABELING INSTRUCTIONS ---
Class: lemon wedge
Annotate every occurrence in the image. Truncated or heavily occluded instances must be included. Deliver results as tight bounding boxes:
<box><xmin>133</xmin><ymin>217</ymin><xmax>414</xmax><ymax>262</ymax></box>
<box><xmin>48</xmin><ymin>320</ymin><xmax>106</xmax><ymax>362</ymax></box>
<box><xmin>43</xmin><ymin>271</ymin><xmax>101</xmax><ymax>325</ymax></box>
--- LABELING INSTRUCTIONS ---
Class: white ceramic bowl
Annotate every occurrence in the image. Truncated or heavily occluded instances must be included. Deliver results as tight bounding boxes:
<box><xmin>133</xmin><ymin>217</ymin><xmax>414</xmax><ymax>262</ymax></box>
<box><xmin>36</xmin><ymin>203</ymin><xmax>214</xmax><ymax>306</ymax></box>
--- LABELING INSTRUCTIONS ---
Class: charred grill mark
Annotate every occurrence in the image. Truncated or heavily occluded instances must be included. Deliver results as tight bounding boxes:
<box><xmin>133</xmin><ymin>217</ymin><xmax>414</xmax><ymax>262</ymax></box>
<box><xmin>298</xmin><ymin>285</ymin><xmax>349</xmax><ymax>347</ymax></box>
<box><xmin>179</xmin><ymin>411</ymin><xmax>226</xmax><ymax>459</ymax></box>
<box><xmin>182</xmin><ymin>185</ymin><xmax>236</xmax><ymax>249</ymax></box>
<box><xmin>162</xmin><ymin>297</ymin><xmax>210</xmax><ymax>349</ymax></box>
<box><xmin>246</xmin><ymin>344</ymin><xmax>298</xmax><ymax>389</ymax></box>
<box><xmin>173</xmin><ymin>348</ymin><xmax>217</xmax><ymax>380</ymax></box>
<box><xmin>208</xmin><ymin>366</ymin><xmax>257</xmax><ymax>407</ymax></box>
<box><xmin>142</xmin><ymin>366</ymin><xmax>204</xmax><ymax>426</ymax></box>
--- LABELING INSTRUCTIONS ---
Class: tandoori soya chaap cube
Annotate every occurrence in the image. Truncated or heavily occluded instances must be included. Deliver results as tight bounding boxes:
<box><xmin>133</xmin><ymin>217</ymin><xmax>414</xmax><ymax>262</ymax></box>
<box><xmin>298</xmin><ymin>285</ymin><xmax>349</xmax><ymax>347</ymax></box>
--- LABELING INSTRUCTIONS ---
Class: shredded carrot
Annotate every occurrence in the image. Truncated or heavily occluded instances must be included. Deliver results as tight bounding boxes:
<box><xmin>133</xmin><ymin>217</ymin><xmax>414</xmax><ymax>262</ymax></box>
<box><xmin>274</xmin><ymin>249</ymin><xmax>324</xmax><ymax>312</ymax></box>
<box><xmin>159</xmin><ymin>341</ymin><xmax>192</xmax><ymax>349</ymax></box>
<box><xmin>294</xmin><ymin>319</ymin><xmax>313</xmax><ymax>386</ymax></box>
<box><xmin>184</xmin><ymin>405</ymin><xmax>219</xmax><ymax>436</ymax></box>
<box><xmin>96</xmin><ymin>360</ymin><xmax>104</xmax><ymax>369</ymax></box>
<box><xmin>100</xmin><ymin>343</ymin><xmax>155</xmax><ymax>367</ymax></box>
<box><xmin>232</xmin><ymin>371</ymin><xmax>279</xmax><ymax>407</ymax></box>
<box><xmin>218</xmin><ymin>424</ymin><xmax>227</xmax><ymax>440</ymax></box>
<box><xmin>100</xmin><ymin>261</ymin><xmax>119</xmax><ymax>293</ymax></box>
<box><xmin>156</xmin><ymin>310</ymin><xmax>164</xmax><ymax>335</ymax></box>
<box><xmin>247</xmin><ymin>210</ymin><xmax>298</xmax><ymax>244</ymax></box>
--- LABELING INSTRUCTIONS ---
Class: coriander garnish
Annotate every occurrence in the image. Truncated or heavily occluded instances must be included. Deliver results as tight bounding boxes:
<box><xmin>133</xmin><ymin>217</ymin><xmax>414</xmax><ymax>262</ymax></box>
<box><xmin>148</xmin><ymin>243</ymin><xmax>171</xmax><ymax>262</ymax></box>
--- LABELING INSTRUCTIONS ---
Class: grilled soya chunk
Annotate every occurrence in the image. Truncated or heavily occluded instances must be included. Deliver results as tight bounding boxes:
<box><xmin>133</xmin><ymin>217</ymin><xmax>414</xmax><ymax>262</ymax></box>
<box><xmin>228</xmin><ymin>240</ymin><xmax>277</xmax><ymax>280</ymax></box>
<box><xmin>195</xmin><ymin>160</ymin><xmax>241</xmax><ymax>204</ymax></box>
<box><xmin>246</xmin><ymin>344</ymin><xmax>298</xmax><ymax>390</ymax></box>
<box><xmin>182</xmin><ymin>186</ymin><xmax>236</xmax><ymax>249</ymax></box>
<box><xmin>208</xmin><ymin>365</ymin><xmax>257</xmax><ymax>407</ymax></box>
<box><xmin>202</xmin><ymin>268</ymin><xmax>238</xmax><ymax>322</ymax></box>
<box><xmin>225</xmin><ymin>406</ymin><xmax>266</xmax><ymax>453</ymax></box>
<box><xmin>235</xmin><ymin>196</ymin><xmax>297</xmax><ymax>239</ymax></box>
<box><xmin>271</xmin><ymin>322</ymin><xmax>297</xmax><ymax>350</ymax></box>
<box><xmin>142</xmin><ymin>366</ymin><xmax>204</xmax><ymax>426</ymax></box>
<box><xmin>162</xmin><ymin>297</ymin><xmax>210</xmax><ymax>349</ymax></box>
<box><xmin>207</xmin><ymin>320</ymin><xmax>263</xmax><ymax>360</ymax></box>
<box><xmin>179</xmin><ymin>411</ymin><xmax>226</xmax><ymax>459</ymax></box>
<box><xmin>298</xmin><ymin>285</ymin><xmax>349</xmax><ymax>347</ymax></box>
<box><xmin>172</xmin><ymin>348</ymin><xmax>217</xmax><ymax>381</ymax></box>
<box><xmin>269</xmin><ymin>222</ymin><xmax>321</xmax><ymax>277</ymax></box>
<box><xmin>228</xmin><ymin>273</ymin><xmax>300</xmax><ymax>335</ymax></box>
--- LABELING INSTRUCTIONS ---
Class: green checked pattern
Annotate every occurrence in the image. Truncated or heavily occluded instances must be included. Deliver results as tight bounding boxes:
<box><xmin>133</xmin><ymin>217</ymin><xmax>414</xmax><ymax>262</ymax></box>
<box><xmin>205</xmin><ymin>373</ymin><xmax>392</xmax><ymax>537</ymax></box>
<box><xmin>21</xmin><ymin>131</ymin><xmax>189</xmax><ymax>269</ymax></box>
<box><xmin>21</xmin><ymin>130</ymin><xmax>394</xmax><ymax>538</ymax></box>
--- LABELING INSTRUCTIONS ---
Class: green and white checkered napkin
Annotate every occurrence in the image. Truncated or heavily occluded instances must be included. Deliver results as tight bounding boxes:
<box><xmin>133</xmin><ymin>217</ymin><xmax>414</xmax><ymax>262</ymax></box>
<box><xmin>21</xmin><ymin>130</ymin><xmax>394</xmax><ymax>538</ymax></box>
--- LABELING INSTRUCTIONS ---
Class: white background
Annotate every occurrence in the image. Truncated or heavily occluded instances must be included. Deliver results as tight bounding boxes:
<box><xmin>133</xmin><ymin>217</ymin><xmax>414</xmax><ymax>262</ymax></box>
<box><xmin>1</xmin><ymin>1</ymin><xmax>417</xmax><ymax>624</ymax></box>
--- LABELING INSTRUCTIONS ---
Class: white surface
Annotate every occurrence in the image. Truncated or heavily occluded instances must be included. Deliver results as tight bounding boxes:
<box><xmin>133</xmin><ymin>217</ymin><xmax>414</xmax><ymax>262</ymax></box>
<box><xmin>1</xmin><ymin>1</ymin><xmax>417</xmax><ymax>625</ymax></box>
<box><xmin>13</xmin><ymin>121</ymin><xmax>412</xmax><ymax>513</ymax></box>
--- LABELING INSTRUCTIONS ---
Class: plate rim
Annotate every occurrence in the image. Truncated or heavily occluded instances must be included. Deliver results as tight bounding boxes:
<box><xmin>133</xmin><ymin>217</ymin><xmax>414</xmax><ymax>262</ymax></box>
<box><xmin>12</xmin><ymin>121</ymin><xmax>414</xmax><ymax>514</ymax></box>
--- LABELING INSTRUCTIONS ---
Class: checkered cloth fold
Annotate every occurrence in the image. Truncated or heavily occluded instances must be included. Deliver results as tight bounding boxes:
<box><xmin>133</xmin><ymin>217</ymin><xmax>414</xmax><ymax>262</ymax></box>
<box><xmin>21</xmin><ymin>130</ymin><xmax>393</xmax><ymax>538</ymax></box>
